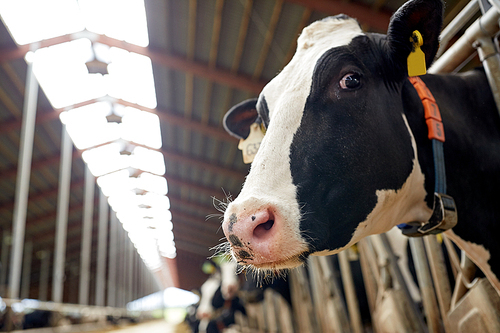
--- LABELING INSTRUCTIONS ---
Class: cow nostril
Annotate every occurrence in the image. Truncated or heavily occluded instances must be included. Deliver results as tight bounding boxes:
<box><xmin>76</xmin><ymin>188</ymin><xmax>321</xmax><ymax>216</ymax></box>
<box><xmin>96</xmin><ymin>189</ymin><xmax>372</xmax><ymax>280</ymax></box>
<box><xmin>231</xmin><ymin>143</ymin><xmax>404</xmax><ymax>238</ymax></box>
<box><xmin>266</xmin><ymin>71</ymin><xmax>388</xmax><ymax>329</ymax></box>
<box><xmin>253</xmin><ymin>219</ymin><xmax>274</xmax><ymax>238</ymax></box>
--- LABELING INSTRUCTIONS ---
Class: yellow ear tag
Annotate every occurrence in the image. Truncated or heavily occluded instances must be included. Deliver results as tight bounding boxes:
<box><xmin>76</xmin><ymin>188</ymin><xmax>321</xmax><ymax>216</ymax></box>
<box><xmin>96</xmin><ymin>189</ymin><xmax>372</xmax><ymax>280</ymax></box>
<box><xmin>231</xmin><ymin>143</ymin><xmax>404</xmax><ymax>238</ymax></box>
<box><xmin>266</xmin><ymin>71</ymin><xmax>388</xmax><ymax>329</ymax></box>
<box><xmin>238</xmin><ymin>123</ymin><xmax>265</xmax><ymax>164</ymax></box>
<box><xmin>407</xmin><ymin>30</ymin><xmax>426</xmax><ymax>77</ymax></box>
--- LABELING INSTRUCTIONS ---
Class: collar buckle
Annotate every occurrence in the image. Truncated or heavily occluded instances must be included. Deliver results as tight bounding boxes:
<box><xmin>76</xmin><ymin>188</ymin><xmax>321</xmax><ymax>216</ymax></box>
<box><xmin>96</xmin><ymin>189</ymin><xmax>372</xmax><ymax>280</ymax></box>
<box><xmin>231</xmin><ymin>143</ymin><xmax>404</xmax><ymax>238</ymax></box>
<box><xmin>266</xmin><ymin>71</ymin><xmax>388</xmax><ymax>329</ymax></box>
<box><xmin>400</xmin><ymin>193</ymin><xmax>458</xmax><ymax>237</ymax></box>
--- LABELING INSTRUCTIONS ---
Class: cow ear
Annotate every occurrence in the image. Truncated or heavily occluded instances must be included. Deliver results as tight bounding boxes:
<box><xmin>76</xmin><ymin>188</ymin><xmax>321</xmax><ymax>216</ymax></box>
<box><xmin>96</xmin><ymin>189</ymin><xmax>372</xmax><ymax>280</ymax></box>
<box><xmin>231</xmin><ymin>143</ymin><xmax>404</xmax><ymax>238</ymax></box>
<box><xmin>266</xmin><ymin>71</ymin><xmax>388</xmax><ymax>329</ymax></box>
<box><xmin>223</xmin><ymin>98</ymin><xmax>259</xmax><ymax>140</ymax></box>
<box><xmin>386</xmin><ymin>0</ymin><xmax>443</xmax><ymax>76</ymax></box>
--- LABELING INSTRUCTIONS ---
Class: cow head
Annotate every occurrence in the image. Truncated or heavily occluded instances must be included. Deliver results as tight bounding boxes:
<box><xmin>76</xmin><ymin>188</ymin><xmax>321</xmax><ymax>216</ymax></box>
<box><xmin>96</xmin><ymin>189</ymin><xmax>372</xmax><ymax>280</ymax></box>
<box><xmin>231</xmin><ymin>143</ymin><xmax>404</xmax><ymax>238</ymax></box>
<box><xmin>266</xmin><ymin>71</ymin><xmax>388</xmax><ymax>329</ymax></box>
<box><xmin>221</xmin><ymin>0</ymin><xmax>443</xmax><ymax>273</ymax></box>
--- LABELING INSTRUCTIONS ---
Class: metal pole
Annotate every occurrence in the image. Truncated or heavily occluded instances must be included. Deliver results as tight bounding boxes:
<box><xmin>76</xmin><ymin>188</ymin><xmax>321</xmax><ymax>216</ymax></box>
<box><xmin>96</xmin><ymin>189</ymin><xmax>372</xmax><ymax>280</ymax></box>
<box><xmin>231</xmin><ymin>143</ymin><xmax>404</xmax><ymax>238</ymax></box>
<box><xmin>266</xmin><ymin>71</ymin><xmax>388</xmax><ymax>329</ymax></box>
<box><xmin>436</xmin><ymin>0</ymin><xmax>480</xmax><ymax>57</ymax></box>
<box><xmin>127</xmin><ymin>239</ymin><xmax>134</xmax><ymax>303</ymax></box>
<box><xmin>117</xmin><ymin>223</ymin><xmax>125</xmax><ymax>307</ymax></box>
<box><xmin>377</xmin><ymin>234</ymin><xmax>429</xmax><ymax>333</ymax></box>
<box><xmin>52</xmin><ymin>125</ymin><xmax>73</xmax><ymax>303</ymax></box>
<box><xmin>95</xmin><ymin>189</ymin><xmax>109</xmax><ymax>306</ymax></box>
<box><xmin>0</xmin><ymin>232</ymin><xmax>11</xmax><ymax>296</ymax></box>
<box><xmin>123</xmin><ymin>233</ymin><xmax>130</xmax><ymax>307</ymax></box>
<box><xmin>107</xmin><ymin>211</ymin><xmax>118</xmax><ymax>307</ymax></box>
<box><xmin>79</xmin><ymin>166</ymin><xmax>95</xmax><ymax>305</ymax></box>
<box><xmin>409</xmin><ymin>238</ymin><xmax>441</xmax><ymax>333</ymax></box>
<box><xmin>429</xmin><ymin>7</ymin><xmax>500</xmax><ymax>74</ymax></box>
<box><xmin>475</xmin><ymin>36</ymin><xmax>500</xmax><ymax>114</ymax></box>
<box><xmin>38</xmin><ymin>250</ymin><xmax>50</xmax><ymax>301</ymax></box>
<box><xmin>424</xmin><ymin>236</ymin><xmax>452</xmax><ymax>332</ymax></box>
<box><xmin>8</xmin><ymin>57</ymin><xmax>39</xmax><ymax>300</ymax></box>
<box><xmin>20</xmin><ymin>240</ymin><xmax>33</xmax><ymax>299</ymax></box>
<box><xmin>338</xmin><ymin>250</ymin><xmax>363</xmax><ymax>333</ymax></box>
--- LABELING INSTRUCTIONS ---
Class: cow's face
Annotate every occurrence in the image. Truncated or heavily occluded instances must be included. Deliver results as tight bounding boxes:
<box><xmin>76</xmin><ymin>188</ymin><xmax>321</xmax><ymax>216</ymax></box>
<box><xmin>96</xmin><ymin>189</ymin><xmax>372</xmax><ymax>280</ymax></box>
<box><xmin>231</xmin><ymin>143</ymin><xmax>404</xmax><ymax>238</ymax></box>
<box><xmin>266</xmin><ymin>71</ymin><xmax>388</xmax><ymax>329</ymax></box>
<box><xmin>221</xmin><ymin>0</ymin><xmax>443</xmax><ymax>272</ymax></box>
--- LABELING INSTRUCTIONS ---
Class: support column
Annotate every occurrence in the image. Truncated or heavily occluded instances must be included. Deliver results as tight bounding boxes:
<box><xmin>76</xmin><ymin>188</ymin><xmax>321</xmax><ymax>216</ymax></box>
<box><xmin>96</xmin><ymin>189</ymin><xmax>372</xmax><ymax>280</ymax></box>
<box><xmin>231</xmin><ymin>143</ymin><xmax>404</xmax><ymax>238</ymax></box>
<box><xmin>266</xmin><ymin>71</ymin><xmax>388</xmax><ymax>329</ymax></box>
<box><xmin>95</xmin><ymin>190</ymin><xmax>109</xmax><ymax>306</ymax></box>
<box><xmin>107</xmin><ymin>211</ymin><xmax>118</xmax><ymax>307</ymax></box>
<box><xmin>122</xmin><ymin>231</ymin><xmax>129</xmax><ymax>307</ymax></box>
<box><xmin>127</xmin><ymin>237</ymin><xmax>134</xmax><ymax>303</ymax></box>
<box><xmin>79</xmin><ymin>166</ymin><xmax>95</xmax><ymax>305</ymax></box>
<box><xmin>0</xmin><ymin>232</ymin><xmax>11</xmax><ymax>296</ymax></box>
<box><xmin>116</xmin><ymin>222</ymin><xmax>125</xmax><ymax>308</ymax></box>
<box><xmin>20</xmin><ymin>241</ymin><xmax>33</xmax><ymax>299</ymax></box>
<box><xmin>52</xmin><ymin>126</ymin><xmax>73</xmax><ymax>303</ymax></box>
<box><xmin>9</xmin><ymin>57</ymin><xmax>39</xmax><ymax>300</ymax></box>
<box><xmin>38</xmin><ymin>250</ymin><xmax>50</xmax><ymax>301</ymax></box>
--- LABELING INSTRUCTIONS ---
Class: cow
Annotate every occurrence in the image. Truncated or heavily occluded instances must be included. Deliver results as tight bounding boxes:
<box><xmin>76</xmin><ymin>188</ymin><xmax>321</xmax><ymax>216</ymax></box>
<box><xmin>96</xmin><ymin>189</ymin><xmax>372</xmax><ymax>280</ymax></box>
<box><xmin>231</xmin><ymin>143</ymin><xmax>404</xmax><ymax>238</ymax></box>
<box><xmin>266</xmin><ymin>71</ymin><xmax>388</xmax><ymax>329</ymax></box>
<box><xmin>221</xmin><ymin>0</ymin><xmax>500</xmax><ymax>295</ymax></box>
<box><xmin>192</xmin><ymin>260</ymin><xmax>246</xmax><ymax>333</ymax></box>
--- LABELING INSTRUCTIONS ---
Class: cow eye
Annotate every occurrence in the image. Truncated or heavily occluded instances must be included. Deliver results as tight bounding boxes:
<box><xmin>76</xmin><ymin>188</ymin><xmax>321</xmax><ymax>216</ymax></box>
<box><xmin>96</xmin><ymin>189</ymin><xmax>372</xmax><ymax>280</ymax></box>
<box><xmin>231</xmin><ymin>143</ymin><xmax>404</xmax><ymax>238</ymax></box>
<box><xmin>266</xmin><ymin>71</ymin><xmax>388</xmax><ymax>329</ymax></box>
<box><xmin>340</xmin><ymin>73</ymin><xmax>361</xmax><ymax>89</ymax></box>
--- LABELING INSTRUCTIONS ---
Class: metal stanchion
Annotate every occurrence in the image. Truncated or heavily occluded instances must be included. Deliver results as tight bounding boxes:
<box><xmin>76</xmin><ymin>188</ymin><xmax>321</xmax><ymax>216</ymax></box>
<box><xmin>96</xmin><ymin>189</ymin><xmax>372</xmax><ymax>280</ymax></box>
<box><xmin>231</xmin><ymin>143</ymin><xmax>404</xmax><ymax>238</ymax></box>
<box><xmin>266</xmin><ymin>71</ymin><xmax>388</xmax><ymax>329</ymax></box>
<box><xmin>52</xmin><ymin>125</ymin><xmax>73</xmax><ymax>303</ymax></box>
<box><xmin>79</xmin><ymin>165</ymin><xmax>95</xmax><ymax>305</ymax></box>
<box><xmin>95</xmin><ymin>189</ymin><xmax>109</xmax><ymax>306</ymax></box>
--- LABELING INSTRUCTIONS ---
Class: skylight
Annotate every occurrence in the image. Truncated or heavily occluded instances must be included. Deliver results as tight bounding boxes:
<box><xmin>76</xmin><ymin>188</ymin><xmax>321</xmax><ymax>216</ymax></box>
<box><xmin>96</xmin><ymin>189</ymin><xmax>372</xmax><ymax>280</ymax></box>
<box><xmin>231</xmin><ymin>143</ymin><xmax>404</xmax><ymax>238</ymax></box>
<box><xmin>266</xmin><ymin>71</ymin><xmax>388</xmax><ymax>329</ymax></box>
<box><xmin>79</xmin><ymin>0</ymin><xmax>149</xmax><ymax>47</ymax></box>
<box><xmin>0</xmin><ymin>0</ymin><xmax>148</xmax><ymax>46</ymax></box>
<box><xmin>0</xmin><ymin>1</ymin><xmax>177</xmax><ymax>267</ymax></box>
<box><xmin>60</xmin><ymin>103</ymin><xmax>162</xmax><ymax>150</ymax></box>
<box><xmin>0</xmin><ymin>0</ymin><xmax>84</xmax><ymax>45</ymax></box>
<box><xmin>31</xmin><ymin>38</ymin><xmax>157</xmax><ymax>109</ymax></box>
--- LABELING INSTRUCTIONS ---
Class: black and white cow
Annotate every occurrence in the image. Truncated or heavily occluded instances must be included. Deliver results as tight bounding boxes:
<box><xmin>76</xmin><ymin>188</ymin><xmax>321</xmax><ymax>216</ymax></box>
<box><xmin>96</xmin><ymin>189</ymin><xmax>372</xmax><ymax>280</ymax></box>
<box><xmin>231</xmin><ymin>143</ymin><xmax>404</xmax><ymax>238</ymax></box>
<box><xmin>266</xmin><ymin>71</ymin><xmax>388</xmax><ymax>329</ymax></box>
<box><xmin>221</xmin><ymin>0</ymin><xmax>500</xmax><ymax>293</ymax></box>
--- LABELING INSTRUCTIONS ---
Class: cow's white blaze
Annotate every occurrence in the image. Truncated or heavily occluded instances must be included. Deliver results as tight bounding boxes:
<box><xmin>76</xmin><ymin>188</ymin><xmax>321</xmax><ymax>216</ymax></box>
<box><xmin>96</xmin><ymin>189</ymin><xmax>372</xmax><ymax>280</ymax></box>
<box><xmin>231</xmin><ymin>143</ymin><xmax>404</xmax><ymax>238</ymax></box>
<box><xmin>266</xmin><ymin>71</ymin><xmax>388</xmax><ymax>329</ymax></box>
<box><xmin>220</xmin><ymin>260</ymin><xmax>238</xmax><ymax>299</ymax></box>
<box><xmin>196</xmin><ymin>273</ymin><xmax>221</xmax><ymax>319</ymax></box>
<box><xmin>224</xmin><ymin>17</ymin><xmax>364</xmax><ymax>268</ymax></box>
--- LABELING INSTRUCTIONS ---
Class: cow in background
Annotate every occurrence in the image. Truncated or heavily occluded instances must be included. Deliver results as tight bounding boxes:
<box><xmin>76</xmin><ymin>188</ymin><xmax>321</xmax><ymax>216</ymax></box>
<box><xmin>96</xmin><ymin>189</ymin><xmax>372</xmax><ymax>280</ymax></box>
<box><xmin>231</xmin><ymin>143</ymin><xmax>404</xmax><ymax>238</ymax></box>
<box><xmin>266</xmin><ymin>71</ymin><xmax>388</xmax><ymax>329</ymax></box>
<box><xmin>221</xmin><ymin>0</ymin><xmax>500</xmax><ymax>293</ymax></box>
<box><xmin>185</xmin><ymin>259</ymin><xmax>245</xmax><ymax>333</ymax></box>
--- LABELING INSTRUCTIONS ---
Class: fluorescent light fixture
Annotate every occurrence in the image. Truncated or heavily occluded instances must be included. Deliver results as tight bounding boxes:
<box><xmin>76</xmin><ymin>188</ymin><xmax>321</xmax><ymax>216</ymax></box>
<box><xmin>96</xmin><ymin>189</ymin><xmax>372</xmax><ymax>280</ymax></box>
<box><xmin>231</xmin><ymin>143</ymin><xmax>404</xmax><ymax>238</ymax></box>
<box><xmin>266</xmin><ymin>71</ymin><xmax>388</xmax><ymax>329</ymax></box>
<box><xmin>82</xmin><ymin>142</ymin><xmax>129</xmax><ymax>177</ymax></box>
<box><xmin>0</xmin><ymin>0</ymin><xmax>84</xmax><ymax>45</ymax></box>
<box><xmin>110</xmin><ymin>195</ymin><xmax>172</xmax><ymax>236</ymax></box>
<box><xmin>130</xmin><ymin>146</ymin><xmax>166</xmax><ymax>176</ymax></box>
<box><xmin>0</xmin><ymin>0</ymin><xmax>148</xmax><ymax>46</ymax></box>
<box><xmin>60</xmin><ymin>102</ymin><xmax>121</xmax><ymax>150</ymax></box>
<box><xmin>107</xmin><ymin>48</ymin><xmax>157</xmax><ymax>108</ymax></box>
<box><xmin>96</xmin><ymin>170</ymin><xmax>132</xmax><ymax>197</ymax></box>
<box><xmin>137</xmin><ymin>172</ymin><xmax>168</xmax><ymax>195</ymax></box>
<box><xmin>31</xmin><ymin>39</ymin><xmax>157</xmax><ymax>109</ymax></box>
<box><xmin>61</xmin><ymin>104</ymin><xmax>161</xmax><ymax>150</ymax></box>
<box><xmin>121</xmin><ymin>107</ymin><xmax>162</xmax><ymax>149</ymax></box>
<box><xmin>98</xmin><ymin>171</ymin><xmax>168</xmax><ymax>197</ymax></box>
<box><xmin>32</xmin><ymin>38</ymin><xmax>107</xmax><ymax>108</ymax></box>
<box><xmin>82</xmin><ymin>142</ymin><xmax>165</xmax><ymax>177</ymax></box>
<box><xmin>78</xmin><ymin>0</ymin><xmax>149</xmax><ymax>47</ymax></box>
<box><xmin>97</xmin><ymin>170</ymin><xmax>168</xmax><ymax>197</ymax></box>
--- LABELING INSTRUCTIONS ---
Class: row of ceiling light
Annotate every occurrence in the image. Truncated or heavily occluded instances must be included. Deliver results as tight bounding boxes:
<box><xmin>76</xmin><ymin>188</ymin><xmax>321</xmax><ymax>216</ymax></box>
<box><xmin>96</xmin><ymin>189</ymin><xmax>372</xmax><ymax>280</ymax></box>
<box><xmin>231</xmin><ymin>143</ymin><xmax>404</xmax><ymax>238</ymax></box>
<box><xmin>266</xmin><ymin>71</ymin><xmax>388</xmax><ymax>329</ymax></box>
<box><xmin>0</xmin><ymin>0</ymin><xmax>175</xmax><ymax>269</ymax></box>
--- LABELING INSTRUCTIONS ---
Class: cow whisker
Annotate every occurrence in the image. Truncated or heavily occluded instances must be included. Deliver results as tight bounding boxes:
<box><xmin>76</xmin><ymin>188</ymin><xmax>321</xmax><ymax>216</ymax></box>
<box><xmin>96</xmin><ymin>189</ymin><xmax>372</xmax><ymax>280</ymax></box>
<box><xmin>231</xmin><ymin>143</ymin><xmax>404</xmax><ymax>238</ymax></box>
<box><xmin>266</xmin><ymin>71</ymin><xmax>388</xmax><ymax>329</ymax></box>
<box><xmin>206</xmin><ymin>213</ymin><xmax>224</xmax><ymax>221</ymax></box>
<box><xmin>209</xmin><ymin>241</ymin><xmax>232</xmax><ymax>259</ymax></box>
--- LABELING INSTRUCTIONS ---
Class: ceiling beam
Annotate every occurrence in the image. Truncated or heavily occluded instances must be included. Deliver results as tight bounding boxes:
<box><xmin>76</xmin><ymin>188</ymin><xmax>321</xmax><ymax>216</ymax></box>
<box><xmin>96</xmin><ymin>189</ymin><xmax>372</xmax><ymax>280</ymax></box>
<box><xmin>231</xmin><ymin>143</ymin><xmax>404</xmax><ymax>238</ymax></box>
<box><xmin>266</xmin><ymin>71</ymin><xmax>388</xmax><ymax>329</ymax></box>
<box><xmin>0</xmin><ymin>32</ymin><xmax>267</xmax><ymax>94</ymax></box>
<box><xmin>0</xmin><ymin>98</ymin><xmax>237</xmax><ymax>144</ymax></box>
<box><xmin>115</xmin><ymin>99</ymin><xmax>234</xmax><ymax>142</ymax></box>
<box><xmin>162</xmin><ymin>149</ymin><xmax>246</xmax><ymax>180</ymax></box>
<box><xmin>285</xmin><ymin>0</ymin><xmax>392</xmax><ymax>32</ymax></box>
<box><xmin>0</xmin><ymin>143</ymin><xmax>245</xmax><ymax>186</ymax></box>
<box><xmin>0</xmin><ymin>150</ymin><xmax>80</xmax><ymax>182</ymax></box>
<box><xmin>167</xmin><ymin>175</ymin><xmax>234</xmax><ymax>199</ymax></box>
<box><xmin>253</xmin><ymin>0</ymin><xmax>284</xmax><ymax>80</ymax></box>
<box><xmin>169</xmin><ymin>194</ymin><xmax>217</xmax><ymax>216</ymax></box>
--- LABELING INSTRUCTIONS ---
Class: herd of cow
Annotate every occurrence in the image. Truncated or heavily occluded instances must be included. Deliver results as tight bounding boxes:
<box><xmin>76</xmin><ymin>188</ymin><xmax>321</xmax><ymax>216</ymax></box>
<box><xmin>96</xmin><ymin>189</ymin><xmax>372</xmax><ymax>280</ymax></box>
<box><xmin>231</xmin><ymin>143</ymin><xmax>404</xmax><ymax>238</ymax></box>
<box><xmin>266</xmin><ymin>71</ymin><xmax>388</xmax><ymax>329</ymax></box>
<box><xmin>197</xmin><ymin>0</ymin><xmax>500</xmax><ymax>330</ymax></box>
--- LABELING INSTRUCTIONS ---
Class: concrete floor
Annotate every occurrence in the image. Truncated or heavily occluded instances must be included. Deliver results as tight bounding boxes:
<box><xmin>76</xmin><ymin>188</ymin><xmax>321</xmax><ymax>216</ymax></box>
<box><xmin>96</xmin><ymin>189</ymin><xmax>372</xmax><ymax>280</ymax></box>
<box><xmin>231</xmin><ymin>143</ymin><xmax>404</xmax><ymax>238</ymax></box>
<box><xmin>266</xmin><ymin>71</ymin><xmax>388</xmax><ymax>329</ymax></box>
<box><xmin>94</xmin><ymin>319</ymin><xmax>182</xmax><ymax>333</ymax></box>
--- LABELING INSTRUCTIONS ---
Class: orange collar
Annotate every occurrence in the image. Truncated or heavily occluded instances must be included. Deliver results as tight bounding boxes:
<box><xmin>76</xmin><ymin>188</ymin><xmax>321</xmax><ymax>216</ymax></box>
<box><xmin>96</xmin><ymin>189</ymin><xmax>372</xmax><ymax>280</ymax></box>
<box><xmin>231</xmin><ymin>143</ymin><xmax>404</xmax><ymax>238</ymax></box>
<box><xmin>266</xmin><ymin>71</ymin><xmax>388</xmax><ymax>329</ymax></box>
<box><xmin>398</xmin><ymin>77</ymin><xmax>457</xmax><ymax>237</ymax></box>
<box><xmin>409</xmin><ymin>76</ymin><xmax>445</xmax><ymax>142</ymax></box>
